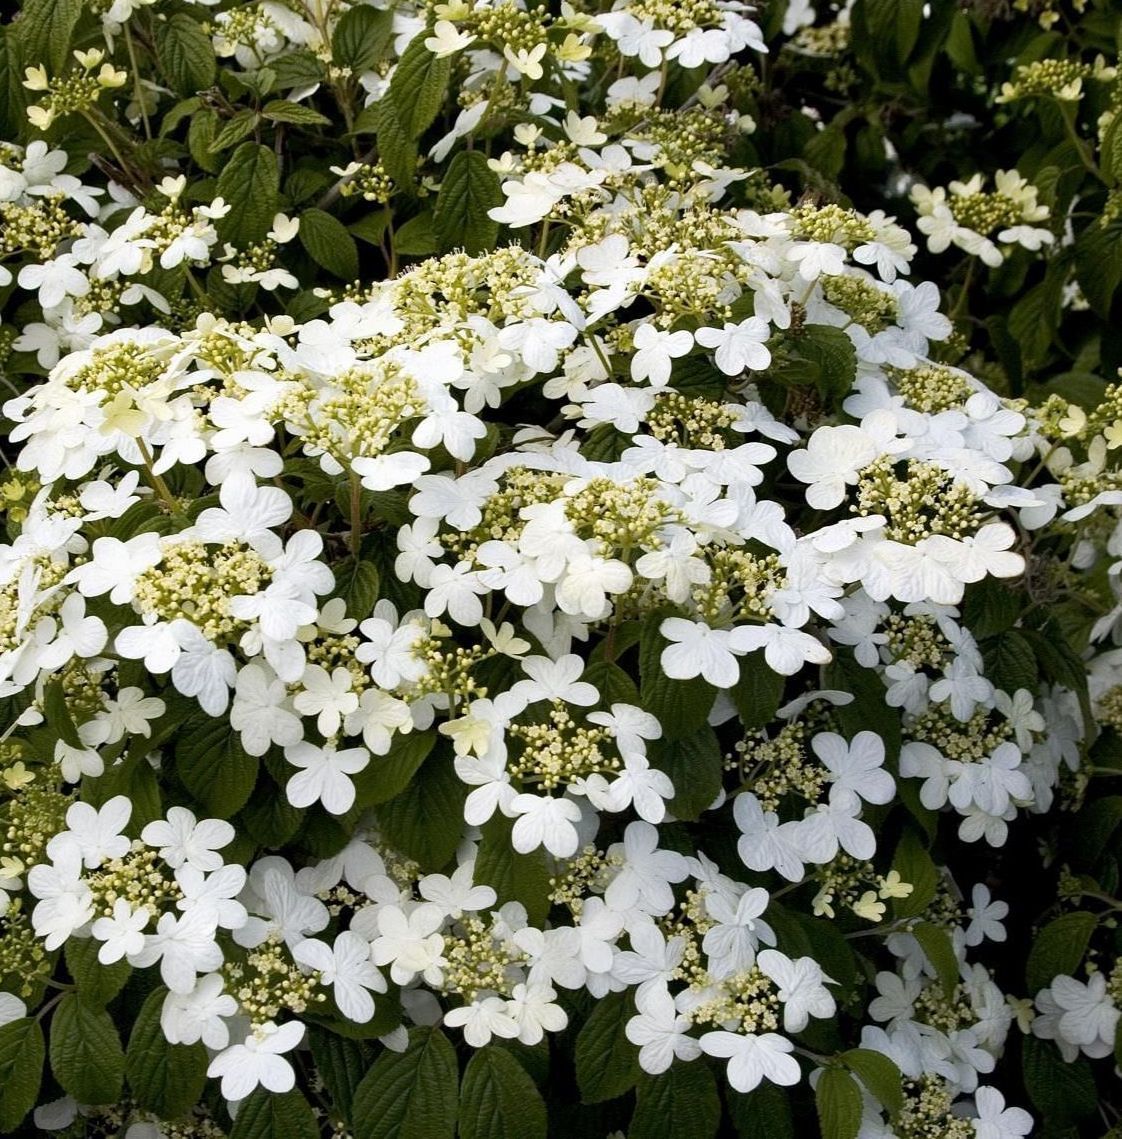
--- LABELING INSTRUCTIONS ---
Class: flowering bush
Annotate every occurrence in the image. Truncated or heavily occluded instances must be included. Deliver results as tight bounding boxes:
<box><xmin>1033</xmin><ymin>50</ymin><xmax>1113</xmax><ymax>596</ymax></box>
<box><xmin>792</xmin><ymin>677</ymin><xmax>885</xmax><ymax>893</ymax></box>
<box><xmin>0</xmin><ymin>1</ymin><xmax>1121</xmax><ymax>1137</ymax></box>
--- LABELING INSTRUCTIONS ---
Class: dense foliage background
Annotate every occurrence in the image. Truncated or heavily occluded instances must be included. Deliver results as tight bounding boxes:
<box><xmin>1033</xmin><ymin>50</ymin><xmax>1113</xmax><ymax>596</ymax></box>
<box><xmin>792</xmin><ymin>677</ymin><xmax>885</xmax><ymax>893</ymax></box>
<box><xmin>0</xmin><ymin>1</ymin><xmax>1121</xmax><ymax>1137</ymax></box>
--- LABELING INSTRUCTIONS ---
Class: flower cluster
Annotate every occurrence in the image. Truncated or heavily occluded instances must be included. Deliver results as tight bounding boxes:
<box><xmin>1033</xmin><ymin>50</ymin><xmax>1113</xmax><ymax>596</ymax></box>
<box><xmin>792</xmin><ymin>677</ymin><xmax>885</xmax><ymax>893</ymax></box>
<box><xmin>0</xmin><ymin>0</ymin><xmax>1117</xmax><ymax>1137</ymax></box>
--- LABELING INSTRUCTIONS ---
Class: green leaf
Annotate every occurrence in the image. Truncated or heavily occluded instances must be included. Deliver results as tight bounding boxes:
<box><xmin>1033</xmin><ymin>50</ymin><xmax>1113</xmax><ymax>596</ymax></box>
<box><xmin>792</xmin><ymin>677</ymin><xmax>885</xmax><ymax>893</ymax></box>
<box><xmin>352</xmin><ymin>731</ymin><xmax>436</xmax><ymax>808</ymax></box>
<box><xmin>240</xmin><ymin>781</ymin><xmax>304</xmax><ymax>847</ymax></box>
<box><xmin>474</xmin><ymin>815</ymin><xmax>552</xmax><ymax>927</ymax></box>
<box><xmin>727</xmin><ymin>1083</ymin><xmax>794</xmax><ymax>1139</ymax></box>
<box><xmin>575</xmin><ymin>990</ymin><xmax>641</xmax><ymax>1104</ymax></box>
<box><xmin>815</xmin><ymin>1068</ymin><xmax>863</xmax><ymax>1139</ymax></box>
<box><xmin>638</xmin><ymin>611</ymin><xmax>716</xmax><ymax>740</ymax></box>
<box><xmin>389</xmin><ymin>38</ymin><xmax>452</xmax><ymax>139</ymax></box>
<box><xmin>332</xmin><ymin>4</ymin><xmax>394</xmax><ymax>72</ymax></box>
<box><xmin>730</xmin><ymin>652</ymin><xmax>784</xmax><ymax>730</ymax></box>
<box><xmin>647</xmin><ymin>724</ymin><xmax>722</xmax><ymax>821</ymax></box>
<box><xmin>0</xmin><ymin>1017</ymin><xmax>44</xmax><ymax>1133</ymax></box>
<box><xmin>394</xmin><ymin>212</ymin><xmax>438</xmax><ymax>256</ymax></box>
<box><xmin>1069</xmin><ymin>795</ymin><xmax>1122</xmax><ymax>868</ymax></box>
<box><xmin>333</xmin><ymin>555</ymin><xmax>381</xmax><ymax>619</ymax></box>
<box><xmin>783</xmin><ymin>325</ymin><xmax>857</xmax><ymax>406</ymax></box>
<box><xmin>230</xmin><ymin>1089</ymin><xmax>320</xmax><ymax>1139</ymax></box>
<box><xmin>176</xmin><ymin>715</ymin><xmax>259</xmax><ymax>818</ymax></box>
<box><xmin>1075</xmin><ymin>220</ymin><xmax>1122</xmax><ymax>319</ymax></box>
<box><xmin>208</xmin><ymin>109</ymin><xmax>260</xmax><ymax>155</ymax></box>
<box><xmin>375</xmin><ymin>94</ymin><xmax>419</xmax><ymax>190</ymax></box>
<box><xmin>351</xmin><ymin>209</ymin><xmax>393</xmax><ymax>246</ymax></box>
<box><xmin>981</xmin><ymin>630</ymin><xmax>1037</xmax><ymax>695</ymax></box>
<box><xmin>126</xmin><ymin>988</ymin><xmax>208</xmax><ymax>1120</ymax></box>
<box><xmin>961</xmin><ymin>577</ymin><xmax>1022</xmax><ymax>641</ymax></box>
<box><xmin>912</xmin><ymin>922</ymin><xmax>959</xmax><ymax>1000</ymax></box>
<box><xmin>65</xmin><ymin>937</ymin><xmax>131</xmax><ymax>1007</ymax></box>
<box><xmin>434</xmin><ymin>150</ymin><xmax>502</xmax><ymax>254</ymax></box>
<box><xmin>630</xmin><ymin>1063</ymin><xmax>721</xmax><ymax>1139</ymax></box>
<box><xmin>309</xmin><ymin>1028</ymin><xmax>372</xmax><ymax>1127</ymax></box>
<box><xmin>352</xmin><ymin>1027</ymin><xmax>459</xmax><ymax>1139</ymax></box>
<box><xmin>1022</xmin><ymin>1036</ymin><xmax>1097</xmax><ymax>1124</ymax></box>
<box><xmin>156</xmin><ymin>13</ymin><xmax>217</xmax><ymax>96</ymax></box>
<box><xmin>216</xmin><ymin>142</ymin><xmax>280</xmax><ymax>247</ymax></box>
<box><xmin>300</xmin><ymin>207</ymin><xmax>360</xmax><ymax>280</ymax></box>
<box><xmin>0</xmin><ymin>31</ymin><xmax>29</xmax><ymax>142</ymax></box>
<box><xmin>44</xmin><ymin>679</ymin><xmax>84</xmax><ymax>749</ymax></box>
<box><xmin>49</xmin><ymin>994</ymin><xmax>124</xmax><ymax>1106</ymax></box>
<box><xmin>890</xmin><ymin>829</ymin><xmax>938</xmax><ymax>920</ymax></box>
<box><xmin>840</xmin><ymin>1049</ymin><xmax>904</xmax><ymax>1118</ymax></box>
<box><xmin>375</xmin><ymin>744</ymin><xmax>467</xmax><ymax>870</ymax></box>
<box><xmin>459</xmin><ymin>1046</ymin><xmax>547</xmax><ymax>1139</ymax></box>
<box><xmin>262</xmin><ymin>99</ymin><xmax>332</xmax><ymax>126</ymax></box>
<box><xmin>1026</xmin><ymin>911</ymin><xmax>1098</xmax><ymax>993</ymax></box>
<box><xmin>14</xmin><ymin>0</ymin><xmax>82</xmax><ymax>75</ymax></box>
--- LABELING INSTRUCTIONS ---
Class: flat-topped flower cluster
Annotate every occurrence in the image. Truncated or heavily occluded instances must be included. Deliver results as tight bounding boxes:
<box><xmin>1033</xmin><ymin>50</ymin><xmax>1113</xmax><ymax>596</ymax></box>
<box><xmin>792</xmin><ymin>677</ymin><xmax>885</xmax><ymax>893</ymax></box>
<box><xmin>0</xmin><ymin>1</ymin><xmax>1117</xmax><ymax>1137</ymax></box>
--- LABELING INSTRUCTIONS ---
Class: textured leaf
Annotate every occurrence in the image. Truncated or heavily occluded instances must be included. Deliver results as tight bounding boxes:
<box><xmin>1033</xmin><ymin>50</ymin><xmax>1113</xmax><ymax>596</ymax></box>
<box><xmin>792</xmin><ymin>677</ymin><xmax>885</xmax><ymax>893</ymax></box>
<box><xmin>216</xmin><ymin>143</ymin><xmax>280</xmax><ymax>247</ymax></box>
<box><xmin>14</xmin><ymin>0</ymin><xmax>83</xmax><ymax>75</ymax></box>
<box><xmin>434</xmin><ymin>150</ymin><xmax>502</xmax><ymax>254</ymax></box>
<box><xmin>841</xmin><ymin>1049</ymin><xmax>904</xmax><ymax>1118</ymax></box>
<box><xmin>49</xmin><ymin>995</ymin><xmax>124</xmax><ymax>1105</ymax></box>
<box><xmin>630</xmin><ymin>1064</ymin><xmax>721</xmax><ymax>1139</ymax></box>
<box><xmin>647</xmin><ymin>725</ymin><xmax>722</xmax><ymax>821</ymax></box>
<box><xmin>474</xmin><ymin>815</ymin><xmax>552</xmax><ymax>927</ymax></box>
<box><xmin>352</xmin><ymin>1027</ymin><xmax>459</xmax><ymax>1139</ymax></box>
<box><xmin>300</xmin><ymin>207</ymin><xmax>360</xmax><ymax>280</ymax></box>
<box><xmin>459</xmin><ymin>1046</ymin><xmax>547</xmax><ymax>1139</ymax></box>
<box><xmin>815</xmin><ymin>1068</ymin><xmax>863</xmax><ymax>1139</ymax></box>
<box><xmin>0</xmin><ymin>1017</ymin><xmax>44</xmax><ymax>1133</ymax></box>
<box><xmin>65</xmin><ymin>937</ymin><xmax>131</xmax><ymax>1007</ymax></box>
<box><xmin>389</xmin><ymin>38</ymin><xmax>451</xmax><ymax>139</ymax></box>
<box><xmin>375</xmin><ymin>745</ymin><xmax>467</xmax><ymax>869</ymax></box>
<box><xmin>1026</xmin><ymin>911</ymin><xmax>1098</xmax><ymax>993</ymax></box>
<box><xmin>157</xmin><ymin>14</ymin><xmax>217</xmax><ymax>95</ymax></box>
<box><xmin>332</xmin><ymin>5</ymin><xmax>394</xmax><ymax>72</ymax></box>
<box><xmin>575</xmin><ymin>991</ymin><xmax>641</xmax><ymax>1104</ymax></box>
<box><xmin>230</xmin><ymin>1089</ymin><xmax>320</xmax><ymax>1139</ymax></box>
<box><xmin>176</xmin><ymin>715</ymin><xmax>259</xmax><ymax>818</ymax></box>
<box><xmin>126</xmin><ymin>988</ymin><xmax>208</xmax><ymax>1120</ymax></box>
<box><xmin>309</xmin><ymin>1028</ymin><xmax>373</xmax><ymax>1126</ymax></box>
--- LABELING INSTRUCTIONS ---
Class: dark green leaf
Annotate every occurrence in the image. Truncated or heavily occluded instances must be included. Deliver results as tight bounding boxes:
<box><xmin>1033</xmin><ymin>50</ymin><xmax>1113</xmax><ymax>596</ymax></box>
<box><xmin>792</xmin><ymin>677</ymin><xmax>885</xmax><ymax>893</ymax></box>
<box><xmin>49</xmin><ymin>994</ymin><xmax>124</xmax><ymax>1105</ymax></box>
<box><xmin>352</xmin><ymin>731</ymin><xmax>436</xmax><ymax>808</ymax></box>
<box><xmin>230</xmin><ymin>1088</ymin><xmax>320</xmax><ymax>1139</ymax></box>
<box><xmin>389</xmin><ymin>38</ymin><xmax>452</xmax><ymax>139</ymax></box>
<box><xmin>815</xmin><ymin>1068</ymin><xmax>863</xmax><ymax>1139</ymax></box>
<box><xmin>14</xmin><ymin>0</ymin><xmax>82</xmax><ymax>75</ymax></box>
<box><xmin>208</xmin><ymin>109</ymin><xmax>260</xmax><ymax>155</ymax></box>
<box><xmin>731</xmin><ymin>652</ymin><xmax>784</xmax><ymax>730</ymax></box>
<box><xmin>0</xmin><ymin>1017</ymin><xmax>44</xmax><ymax>1133</ymax></box>
<box><xmin>332</xmin><ymin>5</ymin><xmax>394</xmax><ymax>72</ymax></box>
<box><xmin>459</xmin><ymin>1046</ymin><xmax>547</xmax><ymax>1139</ymax></box>
<box><xmin>375</xmin><ymin>745</ymin><xmax>466</xmax><ymax>870</ymax></box>
<box><xmin>157</xmin><ymin>14</ymin><xmax>217</xmax><ymax>96</ymax></box>
<box><xmin>300</xmin><ymin>207</ymin><xmax>361</xmax><ymax>280</ymax></box>
<box><xmin>1026</xmin><ymin>911</ymin><xmax>1098</xmax><ymax>993</ymax></box>
<box><xmin>1022</xmin><ymin>1036</ymin><xmax>1097</xmax><ymax>1124</ymax></box>
<box><xmin>639</xmin><ymin>611</ymin><xmax>717</xmax><ymax>740</ymax></box>
<box><xmin>126</xmin><ymin>987</ymin><xmax>208</xmax><ymax>1120</ymax></box>
<box><xmin>309</xmin><ymin>1028</ymin><xmax>372</xmax><ymax>1127</ymax></box>
<box><xmin>727</xmin><ymin>1083</ymin><xmax>794</xmax><ymax>1139</ymax></box>
<box><xmin>575</xmin><ymin>990</ymin><xmax>640</xmax><ymax>1104</ymax></box>
<box><xmin>912</xmin><ymin>922</ymin><xmax>959</xmax><ymax>1000</ymax></box>
<box><xmin>394</xmin><ymin>212</ymin><xmax>438</xmax><ymax>256</ymax></box>
<box><xmin>890</xmin><ymin>829</ymin><xmax>938</xmax><ymax>920</ymax></box>
<box><xmin>65</xmin><ymin>937</ymin><xmax>131</xmax><ymax>1007</ymax></box>
<box><xmin>630</xmin><ymin>1063</ymin><xmax>721</xmax><ymax>1139</ymax></box>
<box><xmin>841</xmin><ymin>1049</ymin><xmax>904</xmax><ymax>1118</ymax></box>
<box><xmin>44</xmin><ymin>679</ymin><xmax>83</xmax><ymax>749</ymax></box>
<box><xmin>982</xmin><ymin>631</ymin><xmax>1037</xmax><ymax>695</ymax></box>
<box><xmin>474</xmin><ymin>815</ymin><xmax>552</xmax><ymax>927</ymax></box>
<box><xmin>647</xmin><ymin>724</ymin><xmax>722</xmax><ymax>821</ymax></box>
<box><xmin>216</xmin><ymin>143</ymin><xmax>280</xmax><ymax>247</ymax></box>
<box><xmin>262</xmin><ymin>99</ymin><xmax>332</xmax><ymax>126</ymax></box>
<box><xmin>176</xmin><ymin>715</ymin><xmax>259</xmax><ymax>817</ymax></box>
<box><xmin>351</xmin><ymin>1026</ymin><xmax>459</xmax><ymax>1139</ymax></box>
<box><xmin>434</xmin><ymin>150</ymin><xmax>502</xmax><ymax>254</ymax></box>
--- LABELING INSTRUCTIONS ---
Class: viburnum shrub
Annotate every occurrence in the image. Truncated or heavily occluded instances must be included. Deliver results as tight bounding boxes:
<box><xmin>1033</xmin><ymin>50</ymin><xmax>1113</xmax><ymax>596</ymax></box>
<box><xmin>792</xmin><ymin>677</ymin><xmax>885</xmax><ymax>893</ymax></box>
<box><xmin>1</xmin><ymin>1</ymin><xmax>1122</xmax><ymax>1137</ymax></box>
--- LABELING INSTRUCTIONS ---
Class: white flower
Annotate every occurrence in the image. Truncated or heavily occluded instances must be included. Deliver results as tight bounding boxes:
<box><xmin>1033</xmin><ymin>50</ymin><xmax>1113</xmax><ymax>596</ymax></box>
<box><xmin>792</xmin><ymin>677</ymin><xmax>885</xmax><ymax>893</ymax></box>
<box><xmin>659</xmin><ymin>618</ymin><xmax>740</xmax><ymax>687</ymax></box>
<box><xmin>605</xmin><ymin>821</ymin><xmax>689</xmax><ymax>914</ymax></box>
<box><xmin>161</xmin><ymin>974</ymin><xmax>237</xmax><ymax>1049</ymax></box>
<box><xmin>626</xmin><ymin>984</ymin><xmax>702</xmax><ymax>1073</ymax></box>
<box><xmin>699</xmin><ymin>1030</ymin><xmax>801</xmax><ymax>1093</ymax></box>
<box><xmin>35</xmin><ymin>593</ymin><xmax>107</xmax><ymax>670</ymax></box>
<box><xmin>132</xmin><ymin>907</ymin><xmax>223</xmax><ymax>994</ymax></box>
<box><xmin>810</xmin><ymin>731</ymin><xmax>894</xmax><ymax>807</ymax></box>
<box><xmin>230</xmin><ymin>663</ymin><xmax>303</xmax><ymax>756</ymax></box>
<box><xmin>729</xmin><ymin>624</ymin><xmax>831</xmax><ymax>676</ymax></box>
<box><xmin>734</xmin><ymin>793</ymin><xmax>807</xmax><ymax>883</ymax></box>
<box><xmin>630</xmin><ymin>324</ymin><xmax>694</xmax><ymax>387</ymax></box>
<box><xmin>371</xmin><ymin>904</ymin><xmax>446</xmax><ymax>986</ymax></box>
<box><xmin>757</xmin><ymin>949</ymin><xmax>836</xmax><ymax>1032</ymax></box>
<box><xmin>695</xmin><ymin>317</ymin><xmax>771</xmax><ymax>375</ymax></box>
<box><xmin>929</xmin><ymin>658</ymin><xmax>994</xmax><ymax>722</ymax></box>
<box><xmin>293</xmin><ymin>665</ymin><xmax>359</xmax><ymax>737</ymax></box>
<box><xmin>293</xmin><ymin>931</ymin><xmax>386</xmax><ymax>1023</ymax></box>
<box><xmin>787</xmin><ymin>423</ymin><xmax>882</xmax><ymax>509</ymax></box>
<box><xmin>207</xmin><ymin>1020</ymin><xmax>305</xmax><ymax>1101</ymax></box>
<box><xmin>972</xmin><ymin>1086</ymin><xmax>1032</xmax><ymax>1139</ymax></box>
<box><xmin>52</xmin><ymin>796</ymin><xmax>131</xmax><ymax>869</ymax></box>
<box><xmin>445</xmin><ymin>996</ymin><xmax>520</xmax><ymax>1047</ymax></box>
<box><xmin>141</xmin><ymin>807</ymin><xmax>234</xmax><ymax>873</ymax></box>
<box><xmin>91</xmin><ymin>899</ymin><xmax>149</xmax><ymax>963</ymax></box>
<box><xmin>284</xmin><ymin>742</ymin><xmax>370</xmax><ymax>815</ymax></box>
<box><xmin>510</xmin><ymin>794</ymin><xmax>583</xmax><ymax>858</ymax></box>
<box><xmin>965</xmin><ymin>884</ymin><xmax>1008</xmax><ymax>947</ymax></box>
<box><xmin>511</xmin><ymin>654</ymin><xmax>599</xmax><ymax>707</ymax></box>
<box><xmin>702</xmin><ymin>888</ymin><xmax>775</xmax><ymax>978</ymax></box>
<box><xmin>506</xmin><ymin>983</ymin><xmax>568</xmax><ymax>1045</ymax></box>
<box><xmin>418</xmin><ymin>863</ymin><xmax>496</xmax><ymax>917</ymax></box>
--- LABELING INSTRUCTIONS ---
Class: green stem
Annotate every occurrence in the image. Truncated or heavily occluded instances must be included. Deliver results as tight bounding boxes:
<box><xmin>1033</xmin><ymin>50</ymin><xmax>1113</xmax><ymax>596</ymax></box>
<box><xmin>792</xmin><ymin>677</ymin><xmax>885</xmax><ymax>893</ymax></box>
<box><xmin>124</xmin><ymin>23</ymin><xmax>152</xmax><ymax>141</ymax></box>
